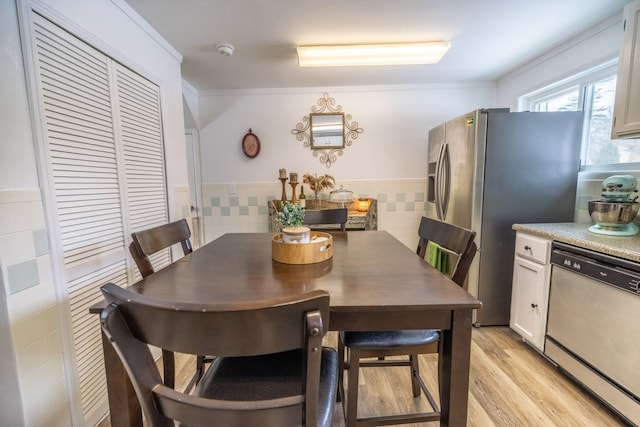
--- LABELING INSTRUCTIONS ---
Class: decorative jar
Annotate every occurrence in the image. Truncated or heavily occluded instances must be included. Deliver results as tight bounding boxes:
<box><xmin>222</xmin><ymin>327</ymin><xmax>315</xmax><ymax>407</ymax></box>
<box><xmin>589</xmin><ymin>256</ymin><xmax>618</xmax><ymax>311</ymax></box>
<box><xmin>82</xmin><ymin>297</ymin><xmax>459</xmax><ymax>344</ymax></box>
<box><xmin>281</xmin><ymin>226</ymin><xmax>311</xmax><ymax>243</ymax></box>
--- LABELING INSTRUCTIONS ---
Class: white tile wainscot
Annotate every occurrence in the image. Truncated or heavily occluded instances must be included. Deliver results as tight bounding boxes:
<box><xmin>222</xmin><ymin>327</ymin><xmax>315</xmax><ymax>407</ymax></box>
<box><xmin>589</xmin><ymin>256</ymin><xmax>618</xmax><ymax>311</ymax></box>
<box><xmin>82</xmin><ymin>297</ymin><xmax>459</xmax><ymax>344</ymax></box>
<box><xmin>0</xmin><ymin>188</ymin><xmax>72</xmax><ymax>427</ymax></box>
<box><xmin>201</xmin><ymin>178</ymin><xmax>428</xmax><ymax>250</ymax></box>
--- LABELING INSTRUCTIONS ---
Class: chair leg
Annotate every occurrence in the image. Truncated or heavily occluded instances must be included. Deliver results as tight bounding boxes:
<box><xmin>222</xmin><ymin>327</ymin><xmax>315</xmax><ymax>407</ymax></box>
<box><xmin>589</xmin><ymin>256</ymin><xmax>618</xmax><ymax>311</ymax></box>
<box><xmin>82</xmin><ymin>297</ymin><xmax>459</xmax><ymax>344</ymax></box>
<box><xmin>183</xmin><ymin>355</ymin><xmax>213</xmax><ymax>394</ymax></box>
<box><xmin>345</xmin><ymin>347</ymin><xmax>360</xmax><ymax>427</ymax></box>
<box><xmin>410</xmin><ymin>353</ymin><xmax>421</xmax><ymax>397</ymax></box>
<box><xmin>438</xmin><ymin>340</ymin><xmax>444</xmax><ymax>401</ymax></box>
<box><xmin>162</xmin><ymin>349</ymin><xmax>175</xmax><ymax>389</ymax></box>
<box><xmin>196</xmin><ymin>355</ymin><xmax>205</xmax><ymax>383</ymax></box>
<box><xmin>337</xmin><ymin>335</ymin><xmax>345</xmax><ymax>403</ymax></box>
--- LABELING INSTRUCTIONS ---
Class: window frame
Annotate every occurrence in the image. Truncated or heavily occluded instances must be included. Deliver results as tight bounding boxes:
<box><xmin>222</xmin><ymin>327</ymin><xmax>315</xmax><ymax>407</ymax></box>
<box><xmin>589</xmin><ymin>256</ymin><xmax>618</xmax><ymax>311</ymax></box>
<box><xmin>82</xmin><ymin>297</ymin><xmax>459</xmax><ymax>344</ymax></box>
<box><xmin>519</xmin><ymin>59</ymin><xmax>640</xmax><ymax>172</ymax></box>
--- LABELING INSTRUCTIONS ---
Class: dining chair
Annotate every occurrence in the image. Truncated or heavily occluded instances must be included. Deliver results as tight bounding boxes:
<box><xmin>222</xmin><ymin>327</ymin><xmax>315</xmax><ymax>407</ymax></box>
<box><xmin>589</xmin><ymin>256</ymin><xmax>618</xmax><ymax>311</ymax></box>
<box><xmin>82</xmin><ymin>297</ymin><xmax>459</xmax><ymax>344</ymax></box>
<box><xmin>129</xmin><ymin>218</ymin><xmax>193</xmax><ymax>278</ymax></box>
<box><xmin>100</xmin><ymin>283</ymin><xmax>338</xmax><ymax>427</ymax></box>
<box><xmin>303</xmin><ymin>207</ymin><xmax>348</xmax><ymax>231</ymax></box>
<box><xmin>129</xmin><ymin>218</ymin><xmax>207</xmax><ymax>391</ymax></box>
<box><xmin>337</xmin><ymin>216</ymin><xmax>477</xmax><ymax>426</ymax></box>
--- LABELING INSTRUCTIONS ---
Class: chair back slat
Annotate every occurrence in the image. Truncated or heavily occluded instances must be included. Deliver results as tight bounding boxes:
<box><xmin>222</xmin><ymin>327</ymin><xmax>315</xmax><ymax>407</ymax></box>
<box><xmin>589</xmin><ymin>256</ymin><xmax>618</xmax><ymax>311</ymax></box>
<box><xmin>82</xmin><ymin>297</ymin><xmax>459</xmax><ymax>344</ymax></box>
<box><xmin>100</xmin><ymin>283</ymin><xmax>331</xmax><ymax>426</ymax></box>
<box><xmin>415</xmin><ymin>216</ymin><xmax>477</xmax><ymax>287</ymax></box>
<box><xmin>101</xmin><ymin>284</ymin><xmax>329</xmax><ymax>357</ymax></box>
<box><xmin>303</xmin><ymin>208</ymin><xmax>348</xmax><ymax>231</ymax></box>
<box><xmin>130</xmin><ymin>219</ymin><xmax>192</xmax><ymax>277</ymax></box>
<box><xmin>154</xmin><ymin>386</ymin><xmax>304</xmax><ymax>426</ymax></box>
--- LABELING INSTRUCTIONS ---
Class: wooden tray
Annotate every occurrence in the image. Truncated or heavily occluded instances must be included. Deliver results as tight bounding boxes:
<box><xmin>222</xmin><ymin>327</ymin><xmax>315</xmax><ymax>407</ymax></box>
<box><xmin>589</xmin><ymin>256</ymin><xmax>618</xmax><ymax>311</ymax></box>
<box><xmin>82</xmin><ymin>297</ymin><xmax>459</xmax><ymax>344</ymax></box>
<box><xmin>272</xmin><ymin>232</ymin><xmax>333</xmax><ymax>264</ymax></box>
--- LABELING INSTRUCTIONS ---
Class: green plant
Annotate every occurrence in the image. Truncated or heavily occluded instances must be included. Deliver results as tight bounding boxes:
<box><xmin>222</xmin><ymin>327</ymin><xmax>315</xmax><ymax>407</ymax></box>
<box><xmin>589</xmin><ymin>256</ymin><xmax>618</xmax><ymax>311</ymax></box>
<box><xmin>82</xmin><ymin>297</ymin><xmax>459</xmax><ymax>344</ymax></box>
<box><xmin>276</xmin><ymin>201</ymin><xmax>305</xmax><ymax>227</ymax></box>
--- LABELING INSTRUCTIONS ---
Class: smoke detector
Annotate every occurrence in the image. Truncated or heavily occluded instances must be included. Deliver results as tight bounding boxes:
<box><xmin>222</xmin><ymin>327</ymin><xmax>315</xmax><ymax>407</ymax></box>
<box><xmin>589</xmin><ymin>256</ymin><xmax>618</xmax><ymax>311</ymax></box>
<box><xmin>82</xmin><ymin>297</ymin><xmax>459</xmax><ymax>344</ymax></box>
<box><xmin>216</xmin><ymin>42</ymin><xmax>235</xmax><ymax>57</ymax></box>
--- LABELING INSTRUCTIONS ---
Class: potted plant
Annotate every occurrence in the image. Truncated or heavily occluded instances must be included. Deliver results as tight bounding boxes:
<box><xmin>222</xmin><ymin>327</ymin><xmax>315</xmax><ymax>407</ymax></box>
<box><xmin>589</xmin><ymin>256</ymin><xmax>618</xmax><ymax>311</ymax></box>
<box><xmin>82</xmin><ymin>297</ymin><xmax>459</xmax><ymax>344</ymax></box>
<box><xmin>276</xmin><ymin>201</ymin><xmax>309</xmax><ymax>243</ymax></box>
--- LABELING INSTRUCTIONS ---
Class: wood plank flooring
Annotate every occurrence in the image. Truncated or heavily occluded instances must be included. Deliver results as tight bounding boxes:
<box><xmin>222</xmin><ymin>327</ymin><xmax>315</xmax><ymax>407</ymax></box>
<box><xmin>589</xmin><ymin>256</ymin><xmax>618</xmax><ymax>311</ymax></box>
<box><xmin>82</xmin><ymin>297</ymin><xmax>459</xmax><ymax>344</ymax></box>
<box><xmin>98</xmin><ymin>326</ymin><xmax>627</xmax><ymax>426</ymax></box>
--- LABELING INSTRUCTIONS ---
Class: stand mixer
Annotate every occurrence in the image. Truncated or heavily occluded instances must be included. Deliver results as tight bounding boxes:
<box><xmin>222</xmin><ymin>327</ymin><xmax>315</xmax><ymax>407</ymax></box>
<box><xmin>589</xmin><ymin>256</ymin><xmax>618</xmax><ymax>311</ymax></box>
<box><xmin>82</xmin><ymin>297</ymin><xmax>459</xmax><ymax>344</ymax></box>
<box><xmin>588</xmin><ymin>175</ymin><xmax>639</xmax><ymax>236</ymax></box>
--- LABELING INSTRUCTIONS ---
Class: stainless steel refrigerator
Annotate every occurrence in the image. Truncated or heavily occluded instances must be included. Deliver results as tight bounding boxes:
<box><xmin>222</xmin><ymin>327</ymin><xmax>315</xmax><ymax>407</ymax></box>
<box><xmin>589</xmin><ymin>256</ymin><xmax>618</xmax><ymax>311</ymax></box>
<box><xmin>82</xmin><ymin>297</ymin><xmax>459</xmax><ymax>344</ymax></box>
<box><xmin>427</xmin><ymin>108</ymin><xmax>583</xmax><ymax>326</ymax></box>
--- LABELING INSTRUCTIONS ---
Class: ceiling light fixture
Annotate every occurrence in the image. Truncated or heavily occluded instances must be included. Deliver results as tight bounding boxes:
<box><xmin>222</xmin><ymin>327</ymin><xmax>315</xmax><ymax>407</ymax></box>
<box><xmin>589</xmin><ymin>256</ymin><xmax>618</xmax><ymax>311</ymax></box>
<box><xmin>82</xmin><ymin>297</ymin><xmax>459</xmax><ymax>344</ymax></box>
<box><xmin>296</xmin><ymin>42</ymin><xmax>450</xmax><ymax>67</ymax></box>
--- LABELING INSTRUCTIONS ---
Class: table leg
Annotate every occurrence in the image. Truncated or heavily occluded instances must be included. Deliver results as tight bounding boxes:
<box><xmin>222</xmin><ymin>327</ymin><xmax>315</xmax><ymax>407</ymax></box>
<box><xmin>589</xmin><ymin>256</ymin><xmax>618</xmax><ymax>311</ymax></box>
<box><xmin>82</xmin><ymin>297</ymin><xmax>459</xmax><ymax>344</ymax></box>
<box><xmin>439</xmin><ymin>309</ymin><xmax>473</xmax><ymax>427</ymax></box>
<box><xmin>100</xmin><ymin>330</ymin><xmax>142</xmax><ymax>427</ymax></box>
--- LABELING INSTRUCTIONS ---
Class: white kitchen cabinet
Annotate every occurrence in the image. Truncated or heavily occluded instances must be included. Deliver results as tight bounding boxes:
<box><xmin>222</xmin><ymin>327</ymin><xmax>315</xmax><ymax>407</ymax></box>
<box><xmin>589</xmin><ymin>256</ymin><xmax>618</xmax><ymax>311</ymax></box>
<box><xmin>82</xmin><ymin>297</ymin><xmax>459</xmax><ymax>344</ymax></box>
<box><xmin>612</xmin><ymin>0</ymin><xmax>640</xmax><ymax>138</ymax></box>
<box><xmin>509</xmin><ymin>232</ymin><xmax>552</xmax><ymax>351</ymax></box>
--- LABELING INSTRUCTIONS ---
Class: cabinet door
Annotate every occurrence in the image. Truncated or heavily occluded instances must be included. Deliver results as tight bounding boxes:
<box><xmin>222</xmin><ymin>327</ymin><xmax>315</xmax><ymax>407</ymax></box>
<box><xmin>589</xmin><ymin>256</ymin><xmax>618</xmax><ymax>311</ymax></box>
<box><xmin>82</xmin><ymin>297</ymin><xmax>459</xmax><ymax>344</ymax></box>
<box><xmin>32</xmin><ymin>13</ymin><xmax>169</xmax><ymax>424</ymax></box>
<box><xmin>510</xmin><ymin>256</ymin><xmax>549</xmax><ymax>350</ymax></box>
<box><xmin>612</xmin><ymin>0</ymin><xmax>640</xmax><ymax>138</ymax></box>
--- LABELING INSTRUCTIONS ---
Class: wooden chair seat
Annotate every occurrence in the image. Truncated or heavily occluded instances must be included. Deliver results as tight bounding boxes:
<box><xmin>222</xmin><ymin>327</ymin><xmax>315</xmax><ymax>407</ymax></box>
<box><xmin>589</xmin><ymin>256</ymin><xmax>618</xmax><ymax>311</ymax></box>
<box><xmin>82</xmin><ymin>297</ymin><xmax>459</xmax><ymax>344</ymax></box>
<box><xmin>198</xmin><ymin>348</ymin><xmax>338</xmax><ymax>427</ymax></box>
<box><xmin>341</xmin><ymin>329</ymin><xmax>440</xmax><ymax>349</ymax></box>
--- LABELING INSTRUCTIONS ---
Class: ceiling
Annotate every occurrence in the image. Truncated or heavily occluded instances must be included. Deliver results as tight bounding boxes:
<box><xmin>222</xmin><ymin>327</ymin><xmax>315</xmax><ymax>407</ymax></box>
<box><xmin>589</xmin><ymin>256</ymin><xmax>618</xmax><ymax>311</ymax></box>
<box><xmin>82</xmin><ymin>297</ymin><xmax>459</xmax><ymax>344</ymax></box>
<box><xmin>124</xmin><ymin>0</ymin><xmax>631</xmax><ymax>92</ymax></box>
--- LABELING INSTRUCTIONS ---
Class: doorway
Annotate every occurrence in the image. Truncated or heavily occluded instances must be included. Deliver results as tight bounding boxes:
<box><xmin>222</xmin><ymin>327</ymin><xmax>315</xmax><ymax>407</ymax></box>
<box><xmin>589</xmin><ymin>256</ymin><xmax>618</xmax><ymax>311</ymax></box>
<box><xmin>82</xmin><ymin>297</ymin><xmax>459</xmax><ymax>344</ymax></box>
<box><xmin>185</xmin><ymin>128</ymin><xmax>204</xmax><ymax>248</ymax></box>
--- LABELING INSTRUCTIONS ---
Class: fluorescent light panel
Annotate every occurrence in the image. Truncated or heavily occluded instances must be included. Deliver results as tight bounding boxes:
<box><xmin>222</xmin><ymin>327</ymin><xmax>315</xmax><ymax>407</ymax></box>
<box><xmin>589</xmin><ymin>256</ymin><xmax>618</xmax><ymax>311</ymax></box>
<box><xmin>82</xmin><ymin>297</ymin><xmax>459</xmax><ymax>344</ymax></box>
<box><xmin>297</xmin><ymin>42</ymin><xmax>450</xmax><ymax>67</ymax></box>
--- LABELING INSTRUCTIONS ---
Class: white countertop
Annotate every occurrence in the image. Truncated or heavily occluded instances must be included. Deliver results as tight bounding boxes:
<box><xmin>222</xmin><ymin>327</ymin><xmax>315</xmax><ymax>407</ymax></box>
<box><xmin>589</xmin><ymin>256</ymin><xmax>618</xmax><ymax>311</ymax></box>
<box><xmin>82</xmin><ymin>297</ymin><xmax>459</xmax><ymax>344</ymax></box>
<box><xmin>512</xmin><ymin>222</ymin><xmax>640</xmax><ymax>263</ymax></box>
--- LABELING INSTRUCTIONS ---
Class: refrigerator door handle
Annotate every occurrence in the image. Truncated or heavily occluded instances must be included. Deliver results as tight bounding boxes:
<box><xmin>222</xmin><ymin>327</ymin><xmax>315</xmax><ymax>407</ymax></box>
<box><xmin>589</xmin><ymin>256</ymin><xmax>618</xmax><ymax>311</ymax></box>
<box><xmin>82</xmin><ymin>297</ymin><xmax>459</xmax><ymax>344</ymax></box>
<box><xmin>435</xmin><ymin>143</ymin><xmax>451</xmax><ymax>220</ymax></box>
<box><xmin>434</xmin><ymin>144</ymin><xmax>445</xmax><ymax>220</ymax></box>
<box><xmin>441</xmin><ymin>143</ymin><xmax>451</xmax><ymax>219</ymax></box>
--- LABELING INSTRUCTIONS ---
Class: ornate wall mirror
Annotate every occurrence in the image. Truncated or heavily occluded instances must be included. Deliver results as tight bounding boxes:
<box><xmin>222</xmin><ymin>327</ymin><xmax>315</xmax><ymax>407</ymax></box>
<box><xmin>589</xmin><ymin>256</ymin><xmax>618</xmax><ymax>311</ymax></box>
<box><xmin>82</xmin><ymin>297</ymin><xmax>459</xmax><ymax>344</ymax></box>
<box><xmin>292</xmin><ymin>93</ymin><xmax>363</xmax><ymax>168</ymax></box>
<box><xmin>310</xmin><ymin>113</ymin><xmax>345</xmax><ymax>148</ymax></box>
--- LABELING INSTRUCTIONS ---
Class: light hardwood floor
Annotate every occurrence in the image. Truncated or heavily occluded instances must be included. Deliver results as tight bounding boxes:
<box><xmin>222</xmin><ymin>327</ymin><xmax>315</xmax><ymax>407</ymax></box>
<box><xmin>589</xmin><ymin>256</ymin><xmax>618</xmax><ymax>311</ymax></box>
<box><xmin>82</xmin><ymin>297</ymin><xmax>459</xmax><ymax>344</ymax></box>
<box><xmin>99</xmin><ymin>326</ymin><xmax>627</xmax><ymax>426</ymax></box>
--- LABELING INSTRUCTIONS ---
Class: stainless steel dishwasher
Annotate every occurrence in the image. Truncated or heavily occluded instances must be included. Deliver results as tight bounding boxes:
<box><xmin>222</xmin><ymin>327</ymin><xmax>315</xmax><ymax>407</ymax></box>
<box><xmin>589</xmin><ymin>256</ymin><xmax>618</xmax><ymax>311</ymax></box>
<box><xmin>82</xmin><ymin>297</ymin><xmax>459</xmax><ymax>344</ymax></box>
<box><xmin>545</xmin><ymin>241</ymin><xmax>640</xmax><ymax>426</ymax></box>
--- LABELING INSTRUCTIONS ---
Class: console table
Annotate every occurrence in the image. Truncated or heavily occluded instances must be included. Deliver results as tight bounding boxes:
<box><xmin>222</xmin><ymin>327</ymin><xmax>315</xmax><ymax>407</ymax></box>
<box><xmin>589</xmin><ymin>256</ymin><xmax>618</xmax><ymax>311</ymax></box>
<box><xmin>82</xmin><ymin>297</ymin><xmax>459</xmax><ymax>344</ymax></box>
<box><xmin>268</xmin><ymin>199</ymin><xmax>377</xmax><ymax>232</ymax></box>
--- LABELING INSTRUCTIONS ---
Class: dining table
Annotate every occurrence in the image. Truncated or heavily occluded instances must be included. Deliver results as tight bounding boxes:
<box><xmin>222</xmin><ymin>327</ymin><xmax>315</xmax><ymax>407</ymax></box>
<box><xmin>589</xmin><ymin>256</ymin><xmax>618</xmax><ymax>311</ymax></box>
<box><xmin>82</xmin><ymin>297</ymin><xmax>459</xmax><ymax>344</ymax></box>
<box><xmin>91</xmin><ymin>231</ymin><xmax>481</xmax><ymax>427</ymax></box>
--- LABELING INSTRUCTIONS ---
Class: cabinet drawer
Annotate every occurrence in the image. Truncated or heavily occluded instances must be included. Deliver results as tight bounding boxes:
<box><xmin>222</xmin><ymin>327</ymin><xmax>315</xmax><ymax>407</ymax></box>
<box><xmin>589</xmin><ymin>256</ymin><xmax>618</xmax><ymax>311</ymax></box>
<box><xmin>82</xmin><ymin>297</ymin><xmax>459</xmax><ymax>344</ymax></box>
<box><xmin>515</xmin><ymin>232</ymin><xmax>551</xmax><ymax>264</ymax></box>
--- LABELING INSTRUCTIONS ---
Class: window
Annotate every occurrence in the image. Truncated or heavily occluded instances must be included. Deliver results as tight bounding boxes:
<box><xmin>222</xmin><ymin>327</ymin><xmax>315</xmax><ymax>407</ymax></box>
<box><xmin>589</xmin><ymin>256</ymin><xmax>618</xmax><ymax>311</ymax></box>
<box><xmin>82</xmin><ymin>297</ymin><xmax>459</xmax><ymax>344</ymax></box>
<box><xmin>520</xmin><ymin>61</ymin><xmax>640</xmax><ymax>170</ymax></box>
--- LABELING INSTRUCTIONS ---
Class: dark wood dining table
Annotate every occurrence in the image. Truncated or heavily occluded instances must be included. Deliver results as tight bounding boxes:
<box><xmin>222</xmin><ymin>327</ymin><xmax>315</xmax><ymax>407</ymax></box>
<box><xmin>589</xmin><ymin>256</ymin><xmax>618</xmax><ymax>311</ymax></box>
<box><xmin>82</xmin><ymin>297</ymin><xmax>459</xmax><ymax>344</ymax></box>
<box><xmin>92</xmin><ymin>231</ymin><xmax>481</xmax><ymax>427</ymax></box>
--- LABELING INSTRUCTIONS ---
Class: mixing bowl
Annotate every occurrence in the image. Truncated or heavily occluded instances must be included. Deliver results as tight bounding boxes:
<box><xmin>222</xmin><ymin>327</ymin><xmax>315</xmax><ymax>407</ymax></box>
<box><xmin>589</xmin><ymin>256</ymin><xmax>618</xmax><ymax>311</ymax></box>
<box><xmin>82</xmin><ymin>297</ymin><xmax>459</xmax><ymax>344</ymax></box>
<box><xmin>588</xmin><ymin>200</ymin><xmax>639</xmax><ymax>227</ymax></box>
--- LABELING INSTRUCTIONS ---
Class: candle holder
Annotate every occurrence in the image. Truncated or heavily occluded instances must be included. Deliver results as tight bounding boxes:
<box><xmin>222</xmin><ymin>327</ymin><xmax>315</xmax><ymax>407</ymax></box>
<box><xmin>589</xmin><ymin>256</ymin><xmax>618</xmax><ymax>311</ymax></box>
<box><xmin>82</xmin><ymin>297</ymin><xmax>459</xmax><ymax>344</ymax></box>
<box><xmin>279</xmin><ymin>177</ymin><xmax>288</xmax><ymax>202</ymax></box>
<box><xmin>290</xmin><ymin>182</ymin><xmax>299</xmax><ymax>204</ymax></box>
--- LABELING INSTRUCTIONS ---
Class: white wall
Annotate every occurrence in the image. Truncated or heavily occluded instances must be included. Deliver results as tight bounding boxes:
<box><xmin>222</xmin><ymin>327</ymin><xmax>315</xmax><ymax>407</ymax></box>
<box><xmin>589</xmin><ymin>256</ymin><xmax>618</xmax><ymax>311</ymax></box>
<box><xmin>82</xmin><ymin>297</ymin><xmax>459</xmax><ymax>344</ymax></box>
<box><xmin>196</xmin><ymin>84</ymin><xmax>497</xmax><ymax>247</ymax></box>
<box><xmin>198</xmin><ymin>84</ymin><xmax>497</xmax><ymax>183</ymax></box>
<box><xmin>1</xmin><ymin>0</ymin><xmax>39</xmax><ymax>189</ymax></box>
<box><xmin>496</xmin><ymin>13</ymin><xmax>623</xmax><ymax>109</ymax></box>
<box><xmin>1</xmin><ymin>1</ymin><xmax>51</xmax><ymax>425</ymax></box>
<box><xmin>1</xmin><ymin>0</ymin><xmax>190</xmax><ymax>425</ymax></box>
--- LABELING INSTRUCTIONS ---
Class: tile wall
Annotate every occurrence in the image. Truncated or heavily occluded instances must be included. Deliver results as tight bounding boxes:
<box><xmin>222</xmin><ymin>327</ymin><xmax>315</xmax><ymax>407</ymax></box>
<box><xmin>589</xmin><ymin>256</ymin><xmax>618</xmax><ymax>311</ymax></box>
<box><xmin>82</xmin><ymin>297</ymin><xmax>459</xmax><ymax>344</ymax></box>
<box><xmin>0</xmin><ymin>189</ymin><xmax>71</xmax><ymax>427</ymax></box>
<box><xmin>575</xmin><ymin>171</ymin><xmax>640</xmax><ymax>225</ymax></box>
<box><xmin>201</xmin><ymin>178</ymin><xmax>428</xmax><ymax>249</ymax></box>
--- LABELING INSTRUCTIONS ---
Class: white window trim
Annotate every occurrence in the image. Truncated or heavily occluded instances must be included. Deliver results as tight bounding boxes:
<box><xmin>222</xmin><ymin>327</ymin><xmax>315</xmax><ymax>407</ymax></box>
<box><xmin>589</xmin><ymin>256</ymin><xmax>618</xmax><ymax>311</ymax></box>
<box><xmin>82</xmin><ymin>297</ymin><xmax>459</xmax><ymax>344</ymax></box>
<box><xmin>519</xmin><ymin>59</ymin><xmax>618</xmax><ymax>111</ymax></box>
<box><xmin>519</xmin><ymin>59</ymin><xmax>640</xmax><ymax>172</ymax></box>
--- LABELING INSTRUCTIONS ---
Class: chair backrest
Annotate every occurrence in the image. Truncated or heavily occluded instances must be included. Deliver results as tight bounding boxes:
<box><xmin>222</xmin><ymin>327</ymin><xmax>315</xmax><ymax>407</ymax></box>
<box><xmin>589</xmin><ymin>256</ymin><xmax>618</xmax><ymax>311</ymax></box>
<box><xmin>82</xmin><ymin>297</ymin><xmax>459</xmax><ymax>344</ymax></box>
<box><xmin>100</xmin><ymin>283</ymin><xmax>330</xmax><ymax>427</ymax></box>
<box><xmin>303</xmin><ymin>208</ymin><xmax>348</xmax><ymax>231</ymax></box>
<box><xmin>415</xmin><ymin>216</ymin><xmax>477</xmax><ymax>287</ymax></box>
<box><xmin>130</xmin><ymin>219</ymin><xmax>192</xmax><ymax>277</ymax></box>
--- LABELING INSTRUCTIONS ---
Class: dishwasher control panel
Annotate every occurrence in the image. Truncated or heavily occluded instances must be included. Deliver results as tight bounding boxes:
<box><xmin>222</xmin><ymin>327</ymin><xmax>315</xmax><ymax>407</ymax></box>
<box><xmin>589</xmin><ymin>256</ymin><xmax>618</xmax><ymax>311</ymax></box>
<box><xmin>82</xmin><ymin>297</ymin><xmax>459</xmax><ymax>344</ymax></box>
<box><xmin>551</xmin><ymin>242</ymin><xmax>640</xmax><ymax>295</ymax></box>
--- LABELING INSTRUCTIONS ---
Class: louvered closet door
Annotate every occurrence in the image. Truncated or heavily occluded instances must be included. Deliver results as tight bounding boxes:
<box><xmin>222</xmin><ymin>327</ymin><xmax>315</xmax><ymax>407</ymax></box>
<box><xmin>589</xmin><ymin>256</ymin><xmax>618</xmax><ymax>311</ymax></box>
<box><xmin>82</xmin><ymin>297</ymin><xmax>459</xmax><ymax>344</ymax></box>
<box><xmin>32</xmin><ymin>12</ymin><xmax>168</xmax><ymax>424</ymax></box>
<box><xmin>114</xmin><ymin>63</ymin><xmax>170</xmax><ymax>276</ymax></box>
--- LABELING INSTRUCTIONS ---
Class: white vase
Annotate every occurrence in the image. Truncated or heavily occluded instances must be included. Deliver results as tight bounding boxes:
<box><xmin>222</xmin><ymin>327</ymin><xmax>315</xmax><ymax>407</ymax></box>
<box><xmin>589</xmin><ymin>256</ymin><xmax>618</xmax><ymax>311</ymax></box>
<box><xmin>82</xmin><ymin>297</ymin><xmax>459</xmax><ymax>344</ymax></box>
<box><xmin>281</xmin><ymin>226</ymin><xmax>311</xmax><ymax>243</ymax></box>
